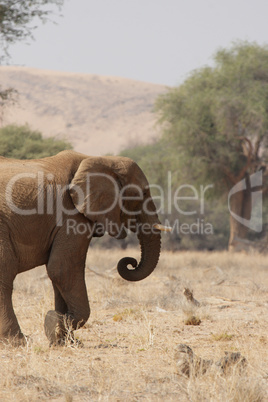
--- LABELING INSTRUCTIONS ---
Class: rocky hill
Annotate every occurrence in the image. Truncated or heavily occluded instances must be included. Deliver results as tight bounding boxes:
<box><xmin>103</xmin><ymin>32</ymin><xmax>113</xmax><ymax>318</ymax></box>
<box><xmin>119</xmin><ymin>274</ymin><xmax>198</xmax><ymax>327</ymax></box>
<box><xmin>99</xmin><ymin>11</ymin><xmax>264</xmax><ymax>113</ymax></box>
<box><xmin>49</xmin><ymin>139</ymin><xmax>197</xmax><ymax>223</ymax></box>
<box><xmin>0</xmin><ymin>66</ymin><xmax>167</xmax><ymax>155</ymax></box>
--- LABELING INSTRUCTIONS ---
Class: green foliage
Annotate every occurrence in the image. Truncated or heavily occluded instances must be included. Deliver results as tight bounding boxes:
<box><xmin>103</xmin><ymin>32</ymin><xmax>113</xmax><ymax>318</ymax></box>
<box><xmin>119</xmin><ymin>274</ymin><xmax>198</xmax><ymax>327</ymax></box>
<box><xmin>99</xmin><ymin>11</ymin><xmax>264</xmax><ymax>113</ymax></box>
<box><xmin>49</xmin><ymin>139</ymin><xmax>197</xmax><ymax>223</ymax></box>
<box><xmin>120</xmin><ymin>139</ymin><xmax>178</xmax><ymax>188</ymax></box>
<box><xmin>0</xmin><ymin>124</ymin><xmax>72</xmax><ymax>159</ymax></box>
<box><xmin>0</xmin><ymin>0</ymin><xmax>64</xmax><ymax>114</ymax></box>
<box><xmin>0</xmin><ymin>0</ymin><xmax>64</xmax><ymax>60</ymax></box>
<box><xmin>120</xmin><ymin>140</ymin><xmax>229</xmax><ymax>251</ymax></box>
<box><xmin>121</xmin><ymin>42</ymin><xmax>268</xmax><ymax>250</ymax></box>
<box><xmin>155</xmin><ymin>41</ymin><xmax>268</xmax><ymax>192</ymax></box>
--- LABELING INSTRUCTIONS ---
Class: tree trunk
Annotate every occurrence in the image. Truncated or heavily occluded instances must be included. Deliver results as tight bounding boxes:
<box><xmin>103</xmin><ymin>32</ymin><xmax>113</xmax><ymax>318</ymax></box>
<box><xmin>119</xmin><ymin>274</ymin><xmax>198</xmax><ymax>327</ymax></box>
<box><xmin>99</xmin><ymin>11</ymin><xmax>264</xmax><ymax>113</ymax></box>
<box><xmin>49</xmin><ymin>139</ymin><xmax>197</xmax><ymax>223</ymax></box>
<box><xmin>228</xmin><ymin>175</ymin><xmax>252</xmax><ymax>251</ymax></box>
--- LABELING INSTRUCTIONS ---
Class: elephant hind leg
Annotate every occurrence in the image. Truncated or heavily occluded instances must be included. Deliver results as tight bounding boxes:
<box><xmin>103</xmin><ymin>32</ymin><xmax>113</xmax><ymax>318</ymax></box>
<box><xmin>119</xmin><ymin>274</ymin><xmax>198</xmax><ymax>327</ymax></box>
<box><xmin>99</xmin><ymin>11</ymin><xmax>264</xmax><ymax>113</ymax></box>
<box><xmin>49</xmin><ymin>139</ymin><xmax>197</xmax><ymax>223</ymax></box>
<box><xmin>0</xmin><ymin>277</ymin><xmax>25</xmax><ymax>345</ymax></box>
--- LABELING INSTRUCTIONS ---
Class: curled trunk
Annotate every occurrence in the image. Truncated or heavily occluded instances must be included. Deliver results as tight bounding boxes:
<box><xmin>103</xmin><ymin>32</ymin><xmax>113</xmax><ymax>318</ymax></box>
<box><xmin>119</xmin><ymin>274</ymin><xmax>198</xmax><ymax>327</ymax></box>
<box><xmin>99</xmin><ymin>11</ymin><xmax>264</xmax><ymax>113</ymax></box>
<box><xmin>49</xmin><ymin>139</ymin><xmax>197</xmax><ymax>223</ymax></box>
<box><xmin>117</xmin><ymin>225</ymin><xmax>161</xmax><ymax>282</ymax></box>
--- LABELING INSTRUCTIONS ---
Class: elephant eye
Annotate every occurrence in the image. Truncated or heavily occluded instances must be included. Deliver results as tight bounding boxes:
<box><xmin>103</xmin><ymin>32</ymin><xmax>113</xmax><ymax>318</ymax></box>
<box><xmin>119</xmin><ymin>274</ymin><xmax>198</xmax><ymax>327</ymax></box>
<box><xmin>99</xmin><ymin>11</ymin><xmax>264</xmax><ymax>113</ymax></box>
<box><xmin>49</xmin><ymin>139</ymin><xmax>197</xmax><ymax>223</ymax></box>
<box><xmin>143</xmin><ymin>189</ymin><xmax>148</xmax><ymax>197</ymax></box>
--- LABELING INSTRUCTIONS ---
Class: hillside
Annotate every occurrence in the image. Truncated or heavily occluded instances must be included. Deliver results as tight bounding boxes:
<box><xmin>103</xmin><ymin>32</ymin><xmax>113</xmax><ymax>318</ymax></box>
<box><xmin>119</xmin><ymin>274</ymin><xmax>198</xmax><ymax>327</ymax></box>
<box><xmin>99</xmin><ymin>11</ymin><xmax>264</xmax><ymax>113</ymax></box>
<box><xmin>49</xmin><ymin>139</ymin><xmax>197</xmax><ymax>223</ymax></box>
<box><xmin>0</xmin><ymin>66</ymin><xmax>167</xmax><ymax>155</ymax></box>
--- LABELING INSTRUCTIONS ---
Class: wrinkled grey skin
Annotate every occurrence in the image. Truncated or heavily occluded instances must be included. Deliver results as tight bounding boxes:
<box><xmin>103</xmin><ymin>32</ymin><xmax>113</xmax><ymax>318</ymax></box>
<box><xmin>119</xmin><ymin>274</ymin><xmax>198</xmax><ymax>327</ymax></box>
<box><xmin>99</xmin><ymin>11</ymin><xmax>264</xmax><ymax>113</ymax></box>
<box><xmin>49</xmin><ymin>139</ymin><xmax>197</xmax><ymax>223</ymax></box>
<box><xmin>0</xmin><ymin>150</ymin><xmax>161</xmax><ymax>345</ymax></box>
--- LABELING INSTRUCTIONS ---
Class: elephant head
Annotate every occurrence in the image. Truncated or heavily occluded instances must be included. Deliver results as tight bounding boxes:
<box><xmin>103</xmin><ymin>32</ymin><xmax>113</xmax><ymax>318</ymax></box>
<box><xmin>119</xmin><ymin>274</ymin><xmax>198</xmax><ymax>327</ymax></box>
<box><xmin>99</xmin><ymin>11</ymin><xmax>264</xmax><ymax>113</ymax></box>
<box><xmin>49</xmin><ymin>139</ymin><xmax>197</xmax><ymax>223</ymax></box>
<box><xmin>69</xmin><ymin>156</ymin><xmax>162</xmax><ymax>281</ymax></box>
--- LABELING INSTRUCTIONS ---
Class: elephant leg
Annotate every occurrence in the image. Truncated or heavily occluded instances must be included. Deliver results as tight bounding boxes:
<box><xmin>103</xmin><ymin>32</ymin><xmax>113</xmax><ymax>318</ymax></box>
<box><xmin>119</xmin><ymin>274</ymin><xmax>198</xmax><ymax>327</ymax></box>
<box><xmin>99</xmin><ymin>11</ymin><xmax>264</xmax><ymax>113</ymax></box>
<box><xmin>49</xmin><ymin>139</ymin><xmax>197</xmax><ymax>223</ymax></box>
<box><xmin>44</xmin><ymin>225</ymin><xmax>91</xmax><ymax>346</ymax></box>
<box><xmin>44</xmin><ymin>273</ymin><xmax>90</xmax><ymax>346</ymax></box>
<box><xmin>0</xmin><ymin>272</ymin><xmax>25</xmax><ymax>345</ymax></box>
<box><xmin>45</xmin><ymin>242</ymin><xmax>90</xmax><ymax>346</ymax></box>
<box><xmin>53</xmin><ymin>283</ymin><xmax>68</xmax><ymax>314</ymax></box>
<box><xmin>44</xmin><ymin>284</ymin><xmax>68</xmax><ymax>346</ymax></box>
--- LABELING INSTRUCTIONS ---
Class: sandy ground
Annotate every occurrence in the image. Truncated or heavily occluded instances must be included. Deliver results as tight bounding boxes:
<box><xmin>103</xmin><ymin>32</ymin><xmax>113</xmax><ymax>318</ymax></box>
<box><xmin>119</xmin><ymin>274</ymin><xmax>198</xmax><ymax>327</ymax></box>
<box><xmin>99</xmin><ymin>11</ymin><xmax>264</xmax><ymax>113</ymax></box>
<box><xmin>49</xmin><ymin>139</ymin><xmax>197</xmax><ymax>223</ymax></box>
<box><xmin>0</xmin><ymin>248</ymin><xmax>267</xmax><ymax>401</ymax></box>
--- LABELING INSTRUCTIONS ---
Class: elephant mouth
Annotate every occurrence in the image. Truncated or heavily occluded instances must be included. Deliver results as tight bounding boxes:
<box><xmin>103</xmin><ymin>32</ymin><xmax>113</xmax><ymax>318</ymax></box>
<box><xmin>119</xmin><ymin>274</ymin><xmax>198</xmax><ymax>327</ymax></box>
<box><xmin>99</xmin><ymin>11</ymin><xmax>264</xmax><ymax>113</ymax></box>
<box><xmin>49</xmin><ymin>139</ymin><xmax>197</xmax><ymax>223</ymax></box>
<box><xmin>108</xmin><ymin>215</ymin><xmax>171</xmax><ymax>240</ymax></box>
<box><xmin>115</xmin><ymin>226</ymin><xmax>128</xmax><ymax>239</ymax></box>
<box><xmin>122</xmin><ymin>218</ymin><xmax>172</xmax><ymax>235</ymax></box>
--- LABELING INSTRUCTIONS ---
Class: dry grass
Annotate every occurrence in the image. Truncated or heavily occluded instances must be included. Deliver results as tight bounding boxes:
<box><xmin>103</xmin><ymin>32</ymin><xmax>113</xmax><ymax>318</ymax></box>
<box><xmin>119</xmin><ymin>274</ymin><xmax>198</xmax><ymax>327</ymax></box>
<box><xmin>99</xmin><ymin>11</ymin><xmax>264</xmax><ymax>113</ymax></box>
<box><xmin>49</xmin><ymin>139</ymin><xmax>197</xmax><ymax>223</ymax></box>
<box><xmin>1</xmin><ymin>249</ymin><xmax>268</xmax><ymax>401</ymax></box>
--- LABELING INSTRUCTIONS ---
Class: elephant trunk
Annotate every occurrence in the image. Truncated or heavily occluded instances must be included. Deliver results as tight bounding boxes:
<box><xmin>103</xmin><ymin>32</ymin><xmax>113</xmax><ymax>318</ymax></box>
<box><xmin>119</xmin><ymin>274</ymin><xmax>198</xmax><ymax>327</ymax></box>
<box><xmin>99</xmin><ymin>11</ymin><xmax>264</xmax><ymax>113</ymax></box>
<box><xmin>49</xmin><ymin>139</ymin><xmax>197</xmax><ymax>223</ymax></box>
<box><xmin>117</xmin><ymin>217</ymin><xmax>161</xmax><ymax>282</ymax></box>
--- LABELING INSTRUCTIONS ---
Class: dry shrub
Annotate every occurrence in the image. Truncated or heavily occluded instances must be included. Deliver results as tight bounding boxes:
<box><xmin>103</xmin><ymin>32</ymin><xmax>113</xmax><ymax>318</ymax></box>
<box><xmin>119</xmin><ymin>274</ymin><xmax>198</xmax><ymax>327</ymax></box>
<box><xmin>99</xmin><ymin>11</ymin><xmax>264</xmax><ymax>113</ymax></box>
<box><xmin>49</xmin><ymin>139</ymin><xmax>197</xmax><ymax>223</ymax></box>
<box><xmin>184</xmin><ymin>315</ymin><xmax>201</xmax><ymax>326</ymax></box>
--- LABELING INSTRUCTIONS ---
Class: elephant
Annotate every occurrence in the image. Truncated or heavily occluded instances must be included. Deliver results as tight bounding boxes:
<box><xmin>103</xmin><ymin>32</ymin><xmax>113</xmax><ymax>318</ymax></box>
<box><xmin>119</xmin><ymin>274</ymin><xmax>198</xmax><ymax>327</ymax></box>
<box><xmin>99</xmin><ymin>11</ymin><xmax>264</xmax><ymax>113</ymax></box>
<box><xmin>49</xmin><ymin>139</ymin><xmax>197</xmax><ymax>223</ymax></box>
<box><xmin>0</xmin><ymin>150</ymin><xmax>165</xmax><ymax>345</ymax></box>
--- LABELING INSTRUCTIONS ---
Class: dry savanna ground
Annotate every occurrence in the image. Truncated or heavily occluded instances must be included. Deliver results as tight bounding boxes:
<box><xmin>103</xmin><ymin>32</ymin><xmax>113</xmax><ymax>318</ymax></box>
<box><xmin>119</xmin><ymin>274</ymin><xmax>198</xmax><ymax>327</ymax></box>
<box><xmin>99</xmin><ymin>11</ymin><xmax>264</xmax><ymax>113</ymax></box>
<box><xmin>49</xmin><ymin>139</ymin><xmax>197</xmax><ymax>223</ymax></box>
<box><xmin>0</xmin><ymin>249</ymin><xmax>268</xmax><ymax>401</ymax></box>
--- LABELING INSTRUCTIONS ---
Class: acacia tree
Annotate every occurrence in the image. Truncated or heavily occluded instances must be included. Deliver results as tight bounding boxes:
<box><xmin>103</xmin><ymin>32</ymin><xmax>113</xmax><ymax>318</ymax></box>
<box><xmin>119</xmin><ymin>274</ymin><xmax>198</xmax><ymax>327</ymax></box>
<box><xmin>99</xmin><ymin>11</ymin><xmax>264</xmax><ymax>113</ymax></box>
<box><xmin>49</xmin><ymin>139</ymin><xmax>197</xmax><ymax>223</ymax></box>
<box><xmin>155</xmin><ymin>42</ymin><xmax>268</xmax><ymax>248</ymax></box>
<box><xmin>0</xmin><ymin>0</ymin><xmax>64</xmax><ymax>113</ymax></box>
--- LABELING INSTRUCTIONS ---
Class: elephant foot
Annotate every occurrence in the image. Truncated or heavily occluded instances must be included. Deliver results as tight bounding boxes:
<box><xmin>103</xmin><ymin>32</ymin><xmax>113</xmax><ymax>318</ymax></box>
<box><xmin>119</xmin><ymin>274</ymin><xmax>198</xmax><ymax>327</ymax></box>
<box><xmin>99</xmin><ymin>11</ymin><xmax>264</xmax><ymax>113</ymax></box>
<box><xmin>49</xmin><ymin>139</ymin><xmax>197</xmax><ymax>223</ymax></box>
<box><xmin>44</xmin><ymin>310</ymin><xmax>83</xmax><ymax>347</ymax></box>
<box><xmin>0</xmin><ymin>331</ymin><xmax>27</xmax><ymax>347</ymax></box>
<box><xmin>44</xmin><ymin>310</ymin><xmax>67</xmax><ymax>346</ymax></box>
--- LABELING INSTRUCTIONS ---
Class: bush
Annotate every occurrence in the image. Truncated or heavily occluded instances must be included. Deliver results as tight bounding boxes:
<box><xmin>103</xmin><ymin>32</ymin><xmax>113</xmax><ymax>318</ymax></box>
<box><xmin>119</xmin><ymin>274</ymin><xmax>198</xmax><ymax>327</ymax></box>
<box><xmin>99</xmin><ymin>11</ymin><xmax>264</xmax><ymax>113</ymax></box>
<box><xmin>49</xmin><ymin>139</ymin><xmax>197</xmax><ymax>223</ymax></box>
<box><xmin>0</xmin><ymin>124</ymin><xmax>72</xmax><ymax>159</ymax></box>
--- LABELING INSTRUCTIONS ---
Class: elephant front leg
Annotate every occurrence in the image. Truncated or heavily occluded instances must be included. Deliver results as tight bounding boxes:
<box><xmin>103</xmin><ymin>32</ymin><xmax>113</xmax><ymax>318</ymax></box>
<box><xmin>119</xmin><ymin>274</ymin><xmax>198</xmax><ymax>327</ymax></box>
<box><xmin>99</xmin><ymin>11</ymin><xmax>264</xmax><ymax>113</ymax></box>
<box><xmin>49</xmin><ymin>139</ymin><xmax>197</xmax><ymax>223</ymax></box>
<box><xmin>44</xmin><ymin>270</ymin><xmax>90</xmax><ymax>346</ymax></box>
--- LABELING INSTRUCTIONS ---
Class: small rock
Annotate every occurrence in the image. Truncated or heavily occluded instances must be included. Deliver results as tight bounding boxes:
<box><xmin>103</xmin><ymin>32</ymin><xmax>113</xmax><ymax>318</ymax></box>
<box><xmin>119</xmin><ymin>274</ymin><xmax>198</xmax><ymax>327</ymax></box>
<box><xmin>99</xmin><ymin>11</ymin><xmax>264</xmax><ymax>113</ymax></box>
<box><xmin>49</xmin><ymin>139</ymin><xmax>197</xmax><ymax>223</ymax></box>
<box><xmin>174</xmin><ymin>344</ymin><xmax>194</xmax><ymax>377</ymax></box>
<box><xmin>183</xmin><ymin>288</ymin><xmax>200</xmax><ymax>306</ymax></box>
<box><xmin>174</xmin><ymin>344</ymin><xmax>213</xmax><ymax>377</ymax></box>
<box><xmin>216</xmin><ymin>352</ymin><xmax>247</xmax><ymax>374</ymax></box>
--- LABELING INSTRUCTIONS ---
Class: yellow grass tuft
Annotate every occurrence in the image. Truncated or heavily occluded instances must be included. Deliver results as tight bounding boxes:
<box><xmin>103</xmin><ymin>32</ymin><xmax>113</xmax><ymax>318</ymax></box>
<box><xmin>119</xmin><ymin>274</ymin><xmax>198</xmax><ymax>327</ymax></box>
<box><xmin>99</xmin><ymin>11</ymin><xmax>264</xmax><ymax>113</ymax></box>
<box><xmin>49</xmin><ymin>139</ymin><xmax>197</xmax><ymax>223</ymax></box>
<box><xmin>212</xmin><ymin>332</ymin><xmax>235</xmax><ymax>341</ymax></box>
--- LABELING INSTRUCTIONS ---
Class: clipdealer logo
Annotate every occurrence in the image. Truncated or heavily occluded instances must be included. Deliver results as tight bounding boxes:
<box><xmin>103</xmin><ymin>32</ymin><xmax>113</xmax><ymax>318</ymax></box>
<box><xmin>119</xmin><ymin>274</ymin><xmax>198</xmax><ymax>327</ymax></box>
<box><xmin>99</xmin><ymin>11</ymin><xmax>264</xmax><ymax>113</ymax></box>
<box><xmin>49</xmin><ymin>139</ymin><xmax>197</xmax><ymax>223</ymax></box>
<box><xmin>228</xmin><ymin>171</ymin><xmax>263</xmax><ymax>232</ymax></box>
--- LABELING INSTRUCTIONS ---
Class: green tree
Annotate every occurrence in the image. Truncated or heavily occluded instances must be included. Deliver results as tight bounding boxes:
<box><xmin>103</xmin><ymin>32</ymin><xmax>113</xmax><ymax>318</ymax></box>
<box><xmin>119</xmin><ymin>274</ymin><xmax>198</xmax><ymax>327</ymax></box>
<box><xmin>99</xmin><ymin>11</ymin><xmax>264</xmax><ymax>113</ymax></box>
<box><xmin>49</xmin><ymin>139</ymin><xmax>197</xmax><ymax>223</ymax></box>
<box><xmin>155</xmin><ymin>42</ymin><xmax>268</xmax><ymax>248</ymax></box>
<box><xmin>121</xmin><ymin>139</ymin><xmax>178</xmax><ymax>189</ymax></box>
<box><xmin>0</xmin><ymin>0</ymin><xmax>64</xmax><ymax>59</ymax></box>
<box><xmin>0</xmin><ymin>0</ymin><xmax>64</xmax><ymax>111</ymax></box>
<box><xmin>121</xmin><ymin>140</ymin><xmax>230</xmax><ymax>251</ymax></box>
<box><xmin>0</xmin><ymin>124</ymin><xmax>72</xmax><ymax>159</ymax></box>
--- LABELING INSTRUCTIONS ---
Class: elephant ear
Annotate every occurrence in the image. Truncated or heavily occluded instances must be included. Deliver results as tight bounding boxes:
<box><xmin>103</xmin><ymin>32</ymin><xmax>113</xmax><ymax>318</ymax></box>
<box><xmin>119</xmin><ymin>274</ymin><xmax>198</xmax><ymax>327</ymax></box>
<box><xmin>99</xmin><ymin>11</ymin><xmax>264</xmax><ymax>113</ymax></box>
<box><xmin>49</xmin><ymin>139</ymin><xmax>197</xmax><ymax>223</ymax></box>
<box><xmin>69</xmin><ymin>157</ymin><xmax>125</xmax><ymax>238</ymax></box>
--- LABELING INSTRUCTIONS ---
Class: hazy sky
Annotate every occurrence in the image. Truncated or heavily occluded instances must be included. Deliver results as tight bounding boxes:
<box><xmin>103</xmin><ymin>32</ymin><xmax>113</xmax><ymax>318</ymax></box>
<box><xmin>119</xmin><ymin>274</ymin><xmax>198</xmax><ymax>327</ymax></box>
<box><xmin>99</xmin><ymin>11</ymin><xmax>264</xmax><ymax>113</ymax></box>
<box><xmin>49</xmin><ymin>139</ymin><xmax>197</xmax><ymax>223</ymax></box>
<box><xmin>7</xmin><ymin>0</ymin><xmax>268</xmax><ymax>86</ymax></box>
